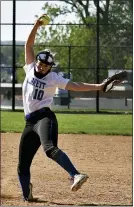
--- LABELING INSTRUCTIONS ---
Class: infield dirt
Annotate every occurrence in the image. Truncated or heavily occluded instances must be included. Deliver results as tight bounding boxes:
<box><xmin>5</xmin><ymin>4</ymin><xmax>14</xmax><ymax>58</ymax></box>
<box><xmin>1</xmin><ymin>133</ymin><xmax>132</xmax><ymax>206</ymax></box>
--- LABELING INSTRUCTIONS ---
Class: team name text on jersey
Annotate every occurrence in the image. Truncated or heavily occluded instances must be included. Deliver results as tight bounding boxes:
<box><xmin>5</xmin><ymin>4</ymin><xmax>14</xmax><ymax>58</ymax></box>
<box><xmin>27</xmin><ymin>77</ymin><xmax>46</xmax><ymax>89</ymax></box>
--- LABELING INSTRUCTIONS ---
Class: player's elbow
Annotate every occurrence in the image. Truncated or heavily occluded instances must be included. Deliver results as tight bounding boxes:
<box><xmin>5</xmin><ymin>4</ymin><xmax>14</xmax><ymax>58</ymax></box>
<box><xmin>65</xmin><ymin>81</ymin><xmax>80</xmax><ymax>91</ymax></box>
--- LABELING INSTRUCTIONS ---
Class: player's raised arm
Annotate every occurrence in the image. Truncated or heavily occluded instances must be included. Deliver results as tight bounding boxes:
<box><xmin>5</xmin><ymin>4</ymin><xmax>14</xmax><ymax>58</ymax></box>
<box><xmin>24</xmin><ymin>14</ymin><xmax>49</xmax><ymax>65</ymax></box>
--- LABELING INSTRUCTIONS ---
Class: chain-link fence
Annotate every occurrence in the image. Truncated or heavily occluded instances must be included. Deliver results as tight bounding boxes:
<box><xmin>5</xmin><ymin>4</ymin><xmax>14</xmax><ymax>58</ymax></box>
<box><xmin>1</xmin><ymin>0</ymin><xmax>132</xmax><ymax>112</ymax></box>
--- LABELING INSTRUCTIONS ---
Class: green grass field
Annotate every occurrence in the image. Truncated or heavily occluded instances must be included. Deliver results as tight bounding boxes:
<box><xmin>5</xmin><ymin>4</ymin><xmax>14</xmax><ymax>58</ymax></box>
<box><xmin>1</xmin><ymin>111</ymin><xmax>132</xmax><ymax>135</ymax></box>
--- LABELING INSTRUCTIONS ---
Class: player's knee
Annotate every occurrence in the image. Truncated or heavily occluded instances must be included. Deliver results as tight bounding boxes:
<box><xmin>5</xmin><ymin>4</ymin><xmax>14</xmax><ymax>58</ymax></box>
<box><xmin>17</xmin><ymin>164</ymin><xmax>23</xmax><ymax>175</ymax></box>
<box><xmin>17</xmin><ymin>164</ymin><xmax>30</xmax><ymax>176</ymax></box>
<box><xmin>45</xmin><ymin>146</ymin><xmax>59</xmax><ymax>158</ymax></box>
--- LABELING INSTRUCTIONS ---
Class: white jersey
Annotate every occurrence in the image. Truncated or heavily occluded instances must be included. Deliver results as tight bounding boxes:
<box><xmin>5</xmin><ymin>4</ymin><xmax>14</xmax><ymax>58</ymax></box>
<box><xmin>23</xmin><ymin>62</ymin><xmax>69</xmax><ymax>115</ymax></box>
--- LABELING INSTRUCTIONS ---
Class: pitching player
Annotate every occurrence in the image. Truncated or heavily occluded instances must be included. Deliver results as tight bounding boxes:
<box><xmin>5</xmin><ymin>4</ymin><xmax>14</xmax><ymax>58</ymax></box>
<box><xmin>17</xmin><ymin>14</ymin><xmax>106</xmax><ymax>202</ymax></box>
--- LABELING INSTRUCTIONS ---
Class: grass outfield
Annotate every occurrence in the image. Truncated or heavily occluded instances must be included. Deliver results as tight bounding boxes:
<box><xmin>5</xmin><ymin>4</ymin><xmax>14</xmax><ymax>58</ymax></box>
<box><xmin>1</xmin><ymin>111</ymin><xmax>132</xmax><ymax>135</ymax></box>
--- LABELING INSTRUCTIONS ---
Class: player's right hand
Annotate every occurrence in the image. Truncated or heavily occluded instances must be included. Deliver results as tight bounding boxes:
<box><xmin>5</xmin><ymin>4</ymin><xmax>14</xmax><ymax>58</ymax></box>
<box><xmin>39</xmin><ymin>14</ymin><xmax>50</xmax><ymax>26</ymax></box>
<box><xmin>35</xmin><ymin>14</ymin><xmax>50</xmax><ymax>26</ymax></box>
<box><xmin>34</xmin><ymin>14</ymin><xmax>48</xmax><ymax>27</ymax></box>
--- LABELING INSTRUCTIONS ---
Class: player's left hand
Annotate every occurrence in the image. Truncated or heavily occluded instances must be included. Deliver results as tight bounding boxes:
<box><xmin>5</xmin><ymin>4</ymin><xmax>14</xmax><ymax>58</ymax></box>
<box><xmin>101</xmin><ymin>70</ymin><xmax>127</xmax><ymax>92</ymax></box>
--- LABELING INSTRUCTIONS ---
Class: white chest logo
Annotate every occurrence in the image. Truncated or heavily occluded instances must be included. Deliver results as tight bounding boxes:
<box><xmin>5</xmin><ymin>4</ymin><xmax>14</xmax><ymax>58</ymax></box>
<box><xmin>27</xmin><ymin>77</ymin><xmax>46</xmax><ymax>89</ymax></box>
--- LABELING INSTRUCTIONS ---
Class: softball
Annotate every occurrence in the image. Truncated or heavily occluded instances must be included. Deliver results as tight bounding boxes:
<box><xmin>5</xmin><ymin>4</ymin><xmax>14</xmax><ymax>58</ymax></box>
<box><xmin>40</xmin><ymin>15</ymin><xmax>50</xmax><ymax>25</ymax></box>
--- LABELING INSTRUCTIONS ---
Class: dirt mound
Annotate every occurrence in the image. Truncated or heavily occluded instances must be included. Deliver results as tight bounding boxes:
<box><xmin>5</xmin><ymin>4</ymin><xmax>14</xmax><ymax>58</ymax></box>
<box><xmin>1</xmin><ymin>133</ymin><xmax>132</xmax><ymax>206</ymax></box>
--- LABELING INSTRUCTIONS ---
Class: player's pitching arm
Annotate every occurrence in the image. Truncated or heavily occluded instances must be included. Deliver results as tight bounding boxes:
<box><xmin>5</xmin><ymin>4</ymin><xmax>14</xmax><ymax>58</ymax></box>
<box><xmin>24</xmin><ymin>14</ymin><xmax>48</xmax><ymax>65</ymax></box>
<box><xmin>65</xmin><ymin>81</ymin><xmax>105</xmax><ymax>92</ymax></box>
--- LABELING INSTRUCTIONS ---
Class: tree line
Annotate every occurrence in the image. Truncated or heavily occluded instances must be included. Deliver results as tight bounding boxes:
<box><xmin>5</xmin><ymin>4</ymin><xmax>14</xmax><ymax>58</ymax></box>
<box><xmin>1</xmin><ymin>0</ymin><xmax>132</xmax><ymax>83</ymax></box>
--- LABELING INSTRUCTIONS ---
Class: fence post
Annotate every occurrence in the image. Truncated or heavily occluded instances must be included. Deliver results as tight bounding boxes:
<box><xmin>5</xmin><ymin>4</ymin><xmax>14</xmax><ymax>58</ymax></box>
<box><xmin>96</xmin><ymin>0</ymin><xmax>100</xmax><ymax>113</ymax></box>
<box><xmin>12</xmin><ymin>0</ymin><xmax>16</xmax><ymax>111</ymax></box>
<box><xmin>68</xmin><ymin>45</ymin><xmax>71</xmax><ymax>109</ymax></box>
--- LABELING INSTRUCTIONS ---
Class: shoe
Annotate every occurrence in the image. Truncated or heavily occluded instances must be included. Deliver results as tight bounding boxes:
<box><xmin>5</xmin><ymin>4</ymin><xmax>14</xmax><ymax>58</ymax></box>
<box><xmin>27</xmin><ymin>182</ymin><xmax>33</xmax><ymax>201</ymax></box>
<box><xmin>24</xmin><ymin>183</ymin><xmax>35</xmax><ymax>202</ymax></box>
<box><xmin>71</xmin><ymin>174</ymin><xmax>88</xmax><ymax>191</ymax></box>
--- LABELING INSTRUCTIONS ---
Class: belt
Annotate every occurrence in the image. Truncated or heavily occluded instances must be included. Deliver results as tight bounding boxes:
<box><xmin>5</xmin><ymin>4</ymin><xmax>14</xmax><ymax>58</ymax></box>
<box><xmin>25</xmin><ymin>107</ymin><xmax>50</xmax><ymax>121</ymax></box>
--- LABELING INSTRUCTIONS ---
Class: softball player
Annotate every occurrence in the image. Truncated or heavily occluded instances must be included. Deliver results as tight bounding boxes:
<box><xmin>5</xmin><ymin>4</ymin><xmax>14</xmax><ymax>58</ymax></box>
<box><xmin>17</xmin><ymin>14</ymin><xmax>105</xmax><ymax>202</ymax></box>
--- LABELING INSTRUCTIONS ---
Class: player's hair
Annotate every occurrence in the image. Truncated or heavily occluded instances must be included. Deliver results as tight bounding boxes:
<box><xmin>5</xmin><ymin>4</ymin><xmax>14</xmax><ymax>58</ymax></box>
<box><xmin>36</xmin><ymin>49</ymin><xmax>56</xmax><ymax>66</ymax></box>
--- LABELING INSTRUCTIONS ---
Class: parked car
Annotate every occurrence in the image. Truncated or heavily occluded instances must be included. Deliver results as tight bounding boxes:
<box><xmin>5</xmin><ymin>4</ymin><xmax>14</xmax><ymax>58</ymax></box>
<box><xmin>1</xmin><ymin>65</ymin><xmax>17</xmax><ymax>83</ymax></box>
<box><xmin>54</xmin><ymin>72</ymin><xmax>72</xmax><ymax>105</ymax></box>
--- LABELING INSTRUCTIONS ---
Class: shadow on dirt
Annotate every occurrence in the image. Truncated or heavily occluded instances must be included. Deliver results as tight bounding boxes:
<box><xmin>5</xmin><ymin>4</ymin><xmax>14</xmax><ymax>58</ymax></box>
<box><xmin>1</xmin><ymin>195</ymin><xmax>131</xmax><ymax>206</ymax></box>
<box><xmin>27</xmin><ymin>198</ymin><xmax>98</xmax><ymax>206</ymax></box>
<box><xmin>1</xmin><ymin>194</ymin><xmax>18</xmax><ymax>200</ymax></box>
<box><xmin>1</xmin><ymin>194</ymin><xmax>98</xmax><ymax>206</ymax></box>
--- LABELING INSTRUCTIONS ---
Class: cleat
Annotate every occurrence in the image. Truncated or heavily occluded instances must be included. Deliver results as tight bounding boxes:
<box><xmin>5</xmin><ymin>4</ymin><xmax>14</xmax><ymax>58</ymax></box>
<box><xmin>24</xmin><ymin>183</ymin><xmax>38</xmax><ymax>202</ymax></box>
<box><xmin>71</xmin><ymin>174</ymin><xmax>88</xmax><ymax>191</ymax></box>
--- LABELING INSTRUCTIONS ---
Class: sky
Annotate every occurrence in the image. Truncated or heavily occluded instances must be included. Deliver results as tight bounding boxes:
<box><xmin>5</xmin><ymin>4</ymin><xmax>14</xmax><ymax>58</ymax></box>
<box><xmin>1</xmin><ymin>0</ymin><xmax>79</xmax><ymax>41</ymax></box>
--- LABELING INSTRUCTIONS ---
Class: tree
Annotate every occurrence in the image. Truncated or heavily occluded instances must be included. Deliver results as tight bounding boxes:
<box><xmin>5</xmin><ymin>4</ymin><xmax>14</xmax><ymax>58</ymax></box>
<box><xmin>17</xmin><ymin>0</ymin><xmax>132</xmax><ymax>82</ymax></box>
<box><xmin>1</xmin><ymin>46</ymin><xmax>13</xmax><ymax>65</ymax></box>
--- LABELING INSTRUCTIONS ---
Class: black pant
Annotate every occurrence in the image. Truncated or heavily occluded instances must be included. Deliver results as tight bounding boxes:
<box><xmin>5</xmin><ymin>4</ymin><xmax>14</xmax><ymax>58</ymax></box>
<box><xmin>17</xmin><ymin>108</ymin><xmax>58</xmax><ymax>176</ymax></box>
